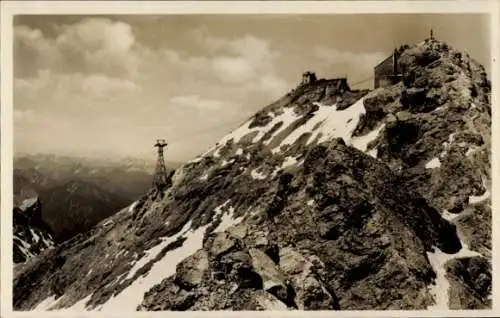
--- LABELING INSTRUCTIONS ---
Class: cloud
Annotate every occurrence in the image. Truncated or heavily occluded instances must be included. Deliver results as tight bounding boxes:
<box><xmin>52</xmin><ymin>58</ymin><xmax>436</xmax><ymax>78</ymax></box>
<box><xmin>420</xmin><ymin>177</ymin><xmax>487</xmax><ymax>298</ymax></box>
<box><xmin>169</xmin><ymin>95</ymin><xmax>231</xmax><ymax>112</ymax></box>
<box><xmin>155</xmin><ymin>32</ymin><xmax>290</xmax><ymax>98</ymax></box>
<box><xmin>15</xmin><ymin>70</ymin><xmax>137</xmax><ymax>106</ymax></box>
<box><xmin>205</xmin><ymin>34</ymin><xmax>285</xmax><ymax>92</ymax></box>
<box><xmin>15</xmin><ymin>18</ymin><xmax>142</xmax><ymax>78</ymax></box>
<box><xmin>81</xmin><ymin>75</ymin><xmax>137</xmax><ymax>97</ymax></box>
<box><xmin>13</xmin><ymin>18</ymin><xmax>291</xmax><ymax>160</ymax></box>
<box><xmin>312</xmin><ymin>46</ymin><xmax>387</xmax><ymax>81</ymax></box>
<box><xmin>211</xmin><ymin>56</ymin><xmax>255</xmax><ymax>83</ymax></box>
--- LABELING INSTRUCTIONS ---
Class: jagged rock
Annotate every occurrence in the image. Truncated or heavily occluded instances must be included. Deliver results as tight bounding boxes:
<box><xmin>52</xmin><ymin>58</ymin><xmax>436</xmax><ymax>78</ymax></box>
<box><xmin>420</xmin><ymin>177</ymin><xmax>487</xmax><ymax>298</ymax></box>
<box><xmin>228</xmin><ymin>223</ymin><xmax>248</xmax><ymax>239</ymax></box>
<box><xmin>446</xmin><ymin>256</ymin><xmax>491</xmax><ymax>309</ymax></box>
<box><xmin>253</xmin><ymin>290</ymin><xmax>288</xmax><ymax>310</ymax></box>
<box><xmin>295</xmin><ymin>273</ymin><xmax>336</xmax><ymax>310</ymax></box>
<box><xmin>248</xmin><ymin>248</ymin><xmax>288</xmax><ymax>298</ymax></box>
<box><xmin>210</xmin><ymin>232</ymin><xmax>237</xmax><ymax>257</ymax></box>
<box><xmin>13</xmin><ymin>197</ymin><xmax>54</xmax><ymax>263</ymax></box>
<box><xmin>279</xmin><ymin>247</ymin><xmax>337</xmax><ymax>310</ymax></box>
<box><xmin>446</xmin><ymin>195</ymin><xmax>468</xmax><ymax>214</ymax></box>
<box><xmin>218</xmin><ymin>250</ymin><xmax>261</xmax><ymax>289</ymax></box>
<box><xmin>175</xmin><ymin>249</ymin><xmax>209</xmax><ymax>289</ymax></box>
<box><xmin>279</xmin><ymin>247</ymin><xmax>308</xmax><ymax>276</ymax></box>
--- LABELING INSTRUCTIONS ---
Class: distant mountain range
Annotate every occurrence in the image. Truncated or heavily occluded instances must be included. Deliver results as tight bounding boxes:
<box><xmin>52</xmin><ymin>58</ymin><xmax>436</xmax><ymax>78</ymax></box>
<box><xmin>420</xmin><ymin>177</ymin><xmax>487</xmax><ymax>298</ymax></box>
<box><xmin>13</xmin><ymin>154</ymin><xmax>177</xmax><ymax>243</ymax></box>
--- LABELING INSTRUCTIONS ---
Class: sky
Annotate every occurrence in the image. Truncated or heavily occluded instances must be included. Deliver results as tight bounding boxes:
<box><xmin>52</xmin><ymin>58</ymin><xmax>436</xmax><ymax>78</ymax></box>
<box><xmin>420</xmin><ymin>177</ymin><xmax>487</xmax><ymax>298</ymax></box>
<box><xmin>13</xmin><ymin>14</ymin><xmax>490</xmax><ymax>163</ymax></box>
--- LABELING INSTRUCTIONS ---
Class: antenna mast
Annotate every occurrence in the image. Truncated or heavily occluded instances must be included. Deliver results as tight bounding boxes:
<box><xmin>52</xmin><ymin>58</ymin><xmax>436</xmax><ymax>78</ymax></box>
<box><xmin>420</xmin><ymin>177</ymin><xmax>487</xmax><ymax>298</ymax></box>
<box><xmin>153</xmin><ymin>139</ymin><xmax>169</xmax><ymax>190</ymax></box>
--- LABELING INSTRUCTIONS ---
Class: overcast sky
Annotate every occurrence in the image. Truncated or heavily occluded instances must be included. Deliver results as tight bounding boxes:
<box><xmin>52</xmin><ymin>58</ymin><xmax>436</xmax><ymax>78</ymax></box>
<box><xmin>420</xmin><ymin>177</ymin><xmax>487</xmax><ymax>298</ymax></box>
<box><xmin>13</xmin><ymin>14</ymin><xmax>490</xmax><ymax>162</ymax></box>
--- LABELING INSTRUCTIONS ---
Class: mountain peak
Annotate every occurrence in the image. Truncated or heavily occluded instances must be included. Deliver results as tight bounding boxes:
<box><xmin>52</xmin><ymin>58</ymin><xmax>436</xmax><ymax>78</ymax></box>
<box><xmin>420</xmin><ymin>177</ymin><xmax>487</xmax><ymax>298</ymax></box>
<box><xmin>14</xmin><ymin>39</ymin><xmax>491</xmax><ymax>311</ymax></box>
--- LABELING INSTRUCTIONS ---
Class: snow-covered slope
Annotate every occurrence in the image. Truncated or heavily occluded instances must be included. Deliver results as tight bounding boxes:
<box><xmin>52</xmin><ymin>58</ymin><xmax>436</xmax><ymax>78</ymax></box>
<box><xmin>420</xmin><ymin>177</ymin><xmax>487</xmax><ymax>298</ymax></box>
<box><xmin>13</xmin><ymin>197</ymin><xmax>55</xmax><ymax>264</ymax></box>
<box><xmin>14</xmin><ymin>38</ymin><xmax>491</xmax><ymax>311</ymax></box>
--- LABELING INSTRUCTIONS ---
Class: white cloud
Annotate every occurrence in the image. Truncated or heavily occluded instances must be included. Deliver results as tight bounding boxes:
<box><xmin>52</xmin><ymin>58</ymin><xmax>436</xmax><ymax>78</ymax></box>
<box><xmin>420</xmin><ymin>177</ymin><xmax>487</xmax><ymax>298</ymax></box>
<box><xmin>156</xmin><ymin>32</ymin><xmax>289</xmax><ymax>97</ymax></box>
<box><xmin>211</xmin><ymin>56</ymin><xmax>255</xmax><ymax>83</ymax></box>
<box><xmin>170</xmin><ymin>95</ymin><xmax>232</xmax><ymax>113</ymax></box>
<box><xmin>205</xmin><ymin>35</ymin><xmax>283</xmax><ymax>90</ymax></box>
<box><xmin>312</xmin><ymin>46</ymin><xmax>387</xmax><ymax>80</ymax></box>
<box><xmin>15</xmin><ymin>18</ymin><xmax>142</xmax><ymax>78</ymax></box>
<box><xmin>13</xmin><ymin>19</ymin><xmax>291</xmax><ymax>160</ymax></box>
<box><xmin>15</xmin><ymin>70</ymin><xmax>137</xmax><ymax>103</ymax></box>
<box><xmin>81</xmin><ymin>75</ymin><xmax>137</xmax><ymax>97</ymax></box>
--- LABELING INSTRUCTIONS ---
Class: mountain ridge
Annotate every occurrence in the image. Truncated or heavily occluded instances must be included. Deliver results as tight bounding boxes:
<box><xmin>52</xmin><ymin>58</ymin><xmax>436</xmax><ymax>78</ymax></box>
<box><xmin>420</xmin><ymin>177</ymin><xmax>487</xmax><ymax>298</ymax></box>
<box><xmin>13</xmin><ymin>37</ymin><xmax>491</xmax><ymax>311</ymax></box>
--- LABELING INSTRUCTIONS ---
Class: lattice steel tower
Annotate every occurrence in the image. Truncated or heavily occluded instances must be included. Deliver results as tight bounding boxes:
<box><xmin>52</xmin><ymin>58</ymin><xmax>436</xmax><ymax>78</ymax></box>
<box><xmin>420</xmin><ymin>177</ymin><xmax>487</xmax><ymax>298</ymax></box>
<box><xmin>153</xmin><ymin>139</ymin><xmax>169</xmax><ymax>190</ymax></box>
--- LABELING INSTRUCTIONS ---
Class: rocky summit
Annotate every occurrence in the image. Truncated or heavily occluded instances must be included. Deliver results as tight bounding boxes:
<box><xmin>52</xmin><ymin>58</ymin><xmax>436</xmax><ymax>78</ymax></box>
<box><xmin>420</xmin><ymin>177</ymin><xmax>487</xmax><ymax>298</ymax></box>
<box><xmin>13</xmin><ymin>38</ymin><xmax>491</xmax><ymax>311</ymax></box>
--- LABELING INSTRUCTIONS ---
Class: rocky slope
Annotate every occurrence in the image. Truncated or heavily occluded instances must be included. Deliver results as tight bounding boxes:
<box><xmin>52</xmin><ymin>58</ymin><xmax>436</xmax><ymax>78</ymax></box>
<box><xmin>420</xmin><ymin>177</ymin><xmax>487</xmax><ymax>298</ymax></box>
<box><xmin>13</xmin><ymin>38</ymin><xmax>491</xmax><ymax>311</ymax></box>
<box><xmin>13</xmin><ymin>197</ymin><xmax>55</xmax><ymax>263</ymax></box>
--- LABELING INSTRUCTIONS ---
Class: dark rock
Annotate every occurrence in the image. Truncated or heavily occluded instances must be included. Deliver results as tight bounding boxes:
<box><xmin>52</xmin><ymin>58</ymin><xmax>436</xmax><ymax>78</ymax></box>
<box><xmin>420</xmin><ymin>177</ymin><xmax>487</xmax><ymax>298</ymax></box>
<box><xmin>446</xmin><ymin>256</ymin><xmax>491</xmax><ymax>309</ymax></box>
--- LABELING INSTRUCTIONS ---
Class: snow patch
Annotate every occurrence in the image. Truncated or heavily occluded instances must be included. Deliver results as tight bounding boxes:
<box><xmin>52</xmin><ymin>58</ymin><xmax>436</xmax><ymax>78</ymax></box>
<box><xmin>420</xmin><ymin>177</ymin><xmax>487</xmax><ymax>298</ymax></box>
<box><xmin>277</xmin><ymin>106</ymin><xmax>335</xmax><ymax>149</ymax></box>
<box><xmin>115</xmin><ymin>250</ymin><xmax>126</xmax><ymax>259</ymax></box>
<box><xmin>439</xmin><ymin>133</ymin><xmax>456</xmax><ymax>159</ymax></box>
<box><xmin>213</xmin><ymin>205</ymin><xmax>244</xmax><ymax>233</ymax></box>
<box><xmin>128</xmin><ymin>201</ymin><xmax>138</xmax><ymax>213</ymax></box>
<box><xmin>469</xmin><ymin>183</ymin><xmax>490</xmax><ymax>204</ymax></box>
<box><xmin>367</xmin><ymin>148</ymin><xmax>378</xmax><ymax>158</ymax></box>
<box><xmin>19</xmin><ymin>197</ymin><xmax>38</xmax><ymax>211</ymax></box>
<box><xmin>14</xmin><ymin>235</ymin><xmax>35</xmax><ymax>260</ymax></box>
<box><xmin>99</xmin><ymin>221</ymin><xmax>202</xmax><ymax>311</ymax></box>
<box><xmin>433</xmin><ymin>105</ymin><xmax>447</xmax><ymax>112</ymax></box>
<box><xmin>236</xmin><ymin>148</ymin><xmax>243</xmax><ymax>155</ymax></box>
<box><xmin>221</xmin><ymin>159</ymin><xmax>235</xmax><ymax>167</ymax></box>
<box><xmin>214</xmin><ymin>200</ymin><xmax>231</xmax><ymax>216</ymax></box>
<box><xmin>187</xmin><ymin>157</ymin><xmax>203</xmax><ymax>164</ymax></box>
<box><xmin>307</xmin><ymin>199</ymin><xmax>314</xmax><ymax>206</ymax></box>
<box><xmin>251</xmin><ymin>169</ymin><xmax>267</xmax><ymax>180</ymax></box>
<box><xmin>33</xmin><ymin>295</ymin><xmax>59</xmax><ymax>311</ymax></box>
<box><xmin>426</xmin><ymin>243</ymin><xmax>481</xmax><ymax>310</ymax></box>
<box><xmin>30</xmin><ymin>228</ymin><xmax>40</xmax><ymax>243</ymax></box>
<box><xmin>314</xmin><ymin>98</ymin><xmax>366</xmax><ymax>145</ymax></box>
<box><xmin>441</xmin><ymin>210</ymin><xmax>459</xmax><ymax>222</ymax></box>
<box><xmin>200</xmin><ymin>172</ymin><xmax>209</xmax><ymax>181</ymax></box>
<box><xmin>351</xmin><ymin>124</ymin><xmax>385</xmax><ymax>152</ymax></box>
<box><xmin>217</xmin><ymin>118</ymin><xmax>257</xmax><ymax>147</ymax></box>
<box><xmin>69</xmin><ymin>294</ymin><xmax>92</xmax><ymax>311</ymax></box>
<box><xmin>281</xmin><ymin>156</ymin><xmax>298</xmax><ymax>169</ymax></box>
<box><xmin>425</xmin><ymin>157</ymin><xmax>441</xmax><ymax>169</ymax></box>
<box><xmin>255</xmin><ymin>108</ymin><xmax>299</xmax><ymax>146</ymax></box>
<box><xmin>266</xmin><ymin>97</ymin><xmax>370</xmax><ymax>153</ymax></box>
<box><xmin>42</xmin><ymin>236</ymin><xmax>54</xmax><ymax>247</ymax></box>
<box><xmin>124</xmin><ymin>221</ymin><xmax>192</xmax><ymax>280</ymax></box>
<box><xmin>465</xmin><ymin>146</ymin><xmax>479</xmax><ymax>157</ymax></box>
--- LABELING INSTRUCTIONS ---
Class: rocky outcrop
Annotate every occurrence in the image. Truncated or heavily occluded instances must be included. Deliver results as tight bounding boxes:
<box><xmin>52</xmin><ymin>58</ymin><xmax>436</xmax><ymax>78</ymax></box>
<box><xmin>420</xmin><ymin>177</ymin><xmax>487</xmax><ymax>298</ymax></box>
<box><xmin>13</xmin><ymin>38</ymin><xmax>491</xmax><ymax>311</ymax></box>
<box><xmin>13</xmin><ymin>197</ymin><xmax>54</xmax><ymax>264</ymax></box>
<box><xmin>446</xmin><ymin>256</ymin><xmax>491</xmax><ymax>309</ymax></box>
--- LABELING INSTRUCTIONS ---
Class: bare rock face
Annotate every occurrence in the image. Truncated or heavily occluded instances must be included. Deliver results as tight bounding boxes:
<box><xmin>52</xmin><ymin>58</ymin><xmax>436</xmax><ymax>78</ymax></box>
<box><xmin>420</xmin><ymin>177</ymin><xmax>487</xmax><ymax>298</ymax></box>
<box><xmin>13</xmin><ymin>198</ymin><xmax>55</xmax><ymax>264</ymax></box>
<box><xmin>13</xmin><ymin>38</ymin><xmax>491</xmax><ymax>311</ymax></box>
<box><xmin>446</xmin><ymin>256</ymin><xmax>492</xmax><ymax>309</ymax></box>
<box><xmin>175</xmin><ymin>249</ymin><xmax>209</xmax><ymax>289</ymax></box>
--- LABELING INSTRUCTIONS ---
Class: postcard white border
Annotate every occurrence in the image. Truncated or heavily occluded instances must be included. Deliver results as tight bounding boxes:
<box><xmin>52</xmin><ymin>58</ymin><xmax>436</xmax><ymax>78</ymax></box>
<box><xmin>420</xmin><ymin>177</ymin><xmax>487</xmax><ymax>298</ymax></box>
<box><xmin>1</xmin><ymin>1</ymin><xmax>499</xmax><ymax>317</ymax></box>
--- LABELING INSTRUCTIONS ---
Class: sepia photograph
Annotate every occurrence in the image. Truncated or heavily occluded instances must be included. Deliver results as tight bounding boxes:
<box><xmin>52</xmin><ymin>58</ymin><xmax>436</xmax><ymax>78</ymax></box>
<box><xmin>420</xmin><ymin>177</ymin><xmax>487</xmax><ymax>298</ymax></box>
<box><xmin>2</xmin><ymin>1</ymin><xmax>497</xmax><ymax>314</ymax></box>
